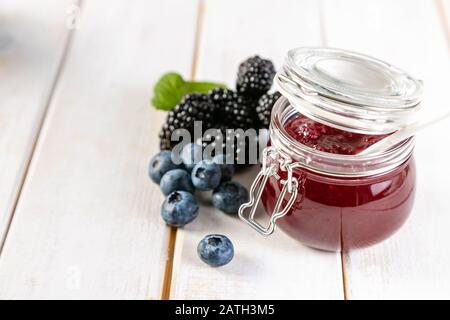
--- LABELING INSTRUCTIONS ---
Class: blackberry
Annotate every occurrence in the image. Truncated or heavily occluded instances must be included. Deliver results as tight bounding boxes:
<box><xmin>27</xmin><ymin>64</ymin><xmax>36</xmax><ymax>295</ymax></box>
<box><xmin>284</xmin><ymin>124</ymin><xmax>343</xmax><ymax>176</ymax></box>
<box><xmin>209</xmin><ymin>88</ymin><xmax>257</xmax><ymax>130</ymax></box>
<box><xmin>256</xmin><ymin>92</ymin><xmax>281</xmax><ymax>128</ymax></box>
<box><xmin>236</xmin><ymin>55</ymin><xmax>276</xmax><ymax>98</ymax></box>
<box><xmin>159</xmin><ymin>94</ymin><xmax>216</xmax><ymax>150</ymax></box>
<box><xmin>201</xmin><ymin>128</ymin><xmax>260</xmax><ymax>170</ymax></box>
<box><xmin>204</xmin><ymin>88</ymin><xmax>260</xmax><ymax>169</ymax></box>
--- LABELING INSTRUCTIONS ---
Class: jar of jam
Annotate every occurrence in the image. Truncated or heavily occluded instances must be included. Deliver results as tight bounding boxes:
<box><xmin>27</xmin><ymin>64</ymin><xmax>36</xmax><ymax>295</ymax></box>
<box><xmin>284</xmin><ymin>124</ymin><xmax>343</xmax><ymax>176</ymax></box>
<box><xmin>239</xmin><ymin>47</ymin><xmax>423</xmax><ymax>251</ymax></box>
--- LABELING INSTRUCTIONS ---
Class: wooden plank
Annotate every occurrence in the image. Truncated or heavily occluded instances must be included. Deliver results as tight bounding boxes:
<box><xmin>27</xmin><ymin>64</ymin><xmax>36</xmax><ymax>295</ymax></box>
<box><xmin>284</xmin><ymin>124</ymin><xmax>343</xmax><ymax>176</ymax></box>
<box><xmin>170</xmin><ymin>0</ymin><xmax>345</xmax><ymax>300</ymax></box>
<box><xmin>0</xmin><ymin>0</ymin><xmax>198</xmax><ymax>299</ymax></box>
<box><xmin>0</xmin><ymin>0</ymin><xmax>75</xmax><ymax>248</ymax></box>
<box><xmin>322</xmin><ymin>0</ymin><xmax>450</xmax><ymax>299</ymax></box>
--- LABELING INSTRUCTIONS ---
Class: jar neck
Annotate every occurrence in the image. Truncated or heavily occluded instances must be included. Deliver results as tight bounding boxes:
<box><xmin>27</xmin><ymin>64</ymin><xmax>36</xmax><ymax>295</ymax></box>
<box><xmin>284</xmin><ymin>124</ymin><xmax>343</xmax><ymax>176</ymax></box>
<box><xmin>269</xmin><ymin>97</ymin><xmax>415</xmax><ymax>178</ymax></box>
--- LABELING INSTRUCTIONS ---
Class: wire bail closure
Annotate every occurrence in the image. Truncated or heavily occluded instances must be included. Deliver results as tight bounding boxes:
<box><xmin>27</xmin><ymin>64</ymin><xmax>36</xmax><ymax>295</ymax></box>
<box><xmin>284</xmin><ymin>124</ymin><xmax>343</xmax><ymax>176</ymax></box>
<box><xmin>238</xmin><ymin>147</ymin><xmax>301</xmax><ymax>236</ymax></box>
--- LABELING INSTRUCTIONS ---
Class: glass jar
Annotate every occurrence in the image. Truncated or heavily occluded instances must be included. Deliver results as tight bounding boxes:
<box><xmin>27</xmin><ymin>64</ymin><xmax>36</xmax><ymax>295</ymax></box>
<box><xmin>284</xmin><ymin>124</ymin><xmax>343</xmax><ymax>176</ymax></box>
<box><xmin>239</xmin><ymin>47</ymin><xmax>423</xmax><ymax>251</ymax></box>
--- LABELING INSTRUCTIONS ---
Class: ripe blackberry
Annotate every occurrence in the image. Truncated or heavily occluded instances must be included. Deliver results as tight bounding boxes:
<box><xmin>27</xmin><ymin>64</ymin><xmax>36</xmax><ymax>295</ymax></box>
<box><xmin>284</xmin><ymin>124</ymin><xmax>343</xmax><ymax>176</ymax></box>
<box><xmin>207</xmin><ymin>88</ymin><xmax>260</xmax><ymax>168</ymax></box>
<box><xmin>236</xmin><ymin>55</ymin><xmax>276</xmax><ymax>98</ymax></box>
<box><xmin>159</xmin><ymin>94</ymin><xmax>216</xmax><ymax>150</ymax></box>
<box><xmin>256</xmin><ymin>92</ymin><xmax>281</xmax><ymax>128</ymax></box>
<box><xmin>201</xmin><ymin>128</ymin><xmax>260</xmax><ymax>170</ymax></box>
<box><xmin>209</xmin><ymin>88</ymin><xmax>257</xmax><ymax>130</ymax></box>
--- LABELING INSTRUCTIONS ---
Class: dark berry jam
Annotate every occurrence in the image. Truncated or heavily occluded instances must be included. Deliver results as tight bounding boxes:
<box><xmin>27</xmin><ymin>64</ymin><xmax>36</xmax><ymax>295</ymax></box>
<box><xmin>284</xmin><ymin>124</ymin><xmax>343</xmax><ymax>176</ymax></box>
<box><xmin>284</xmin><ymin>114</ymin><xmax>389</xmax><ymax>155</ymax></box>
<box><xmin>262</xmin><ymin>115</ymin><xmax>415</xmax><ymax>251</ymax></box>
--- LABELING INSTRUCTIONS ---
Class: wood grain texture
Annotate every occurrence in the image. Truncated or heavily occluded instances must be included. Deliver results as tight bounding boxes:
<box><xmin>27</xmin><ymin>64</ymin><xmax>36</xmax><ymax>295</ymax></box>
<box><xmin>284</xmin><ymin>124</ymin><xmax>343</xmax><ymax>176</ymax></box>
<box><xmin>169</xmin><ymin>0</ymin><xmax>345</xmax><ymax>300</ymax></box>
<box><xmin>322</xmin><ymin>0</ymin><xmax>450</xmax><ymax>299</ymax></box>
<box><xmin>0</xmin><ymin>0</ymin><xmax>197</xmax><ymax>299</ymax></box>
<box><xmin>0</xmin><ymin>0</ymin><xmax>75</xmax><ymax>248</ymax></box>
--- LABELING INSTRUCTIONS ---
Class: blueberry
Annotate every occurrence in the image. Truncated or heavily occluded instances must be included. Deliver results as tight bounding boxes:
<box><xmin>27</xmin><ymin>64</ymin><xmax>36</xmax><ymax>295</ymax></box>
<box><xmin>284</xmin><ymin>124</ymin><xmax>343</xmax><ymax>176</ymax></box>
<box><xmin>161</xmin><ymin>191</ymin><xmax>199</xmax><ymax>227</ymax></box>
<box><xmin>160</xmin><ymin>169</ymin><xmax>195</xmax><ymax>196</ymax></box>
<box><xmin>191</xmin><ymin>160</ymin><xmax>222</xmax><ymax>191</ymax></box>
<box><xmin>212</xmin><ymin>154</ymin><xmax>235</xmax><ymax>182</ymax></box>
<box><xmin>212</xmin><ymin>181</ymin><xmax>249</xmax><ymax>215</ymax></box>
<box><xmin>148</xmin><ymin>151</ymin><xmax>181</xmax><ymax>184</ymax></box>
<box><xmin>197</xmin><ymin>234</ymin><xmax>234</xmax><ymax>267</ymax></box>
<box><xmin>180</xmin><ymin>143</ymin><xmax>203</xmax><ymax>172</ymax></box>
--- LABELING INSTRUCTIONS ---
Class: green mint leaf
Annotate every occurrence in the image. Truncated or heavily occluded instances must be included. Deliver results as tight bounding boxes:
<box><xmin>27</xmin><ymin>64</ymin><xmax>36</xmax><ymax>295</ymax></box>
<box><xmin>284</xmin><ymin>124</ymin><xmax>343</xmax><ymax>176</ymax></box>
<box><xmin>151</xmin><ymin>72</ymin><xmax>187</xmax><ymax>111</ymax></box>
<box><xmin>151</xmin><ymin>72</ymin><xmax>226</xmax><ymax>111</ymax></box>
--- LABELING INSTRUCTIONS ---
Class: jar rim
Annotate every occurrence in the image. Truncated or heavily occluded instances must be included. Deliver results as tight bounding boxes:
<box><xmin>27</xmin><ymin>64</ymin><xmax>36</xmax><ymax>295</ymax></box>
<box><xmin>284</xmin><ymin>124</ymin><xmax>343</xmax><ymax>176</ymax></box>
<box><xmin>275</xmin><ymin>47</ymin><xmax>423</xmax><ymax>134</ymax></box>
<box><xmin>270</xmin><ymin>97</ymin><xmax>415</xmax><ymax>177</ymax></box>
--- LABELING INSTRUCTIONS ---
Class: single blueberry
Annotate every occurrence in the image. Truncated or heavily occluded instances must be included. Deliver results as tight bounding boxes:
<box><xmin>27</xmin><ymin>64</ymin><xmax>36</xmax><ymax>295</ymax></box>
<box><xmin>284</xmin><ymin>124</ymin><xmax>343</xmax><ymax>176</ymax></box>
<box><xmin>148</xmin><ymin>151</ymin><xmax>181</xmax><ymax>184</ymax></box>
<box><xmin>180</xmin><ymin>143</ymin><xmax>203</xmax><ymax>172</ymax></box>
<box><xmin>212</xmin><ymin>181</ymin><xmax>249</xmax><ymax>215</ymax></box>
<box><xmin>212</xmin><ymin>154</ymin><xmax>235</xmax><ymax>182</ymax></box>
<box><xmin>197</xmin><ymin>234</ymin><xmax>234</xmax><ymax>267</ymax></box>
<box><xmin>160</xmin><ymin>169</ymin><xmax>195</xmax><ymax>196</ymax></box>
<box><xmin>161</xmin><ymin>191</ymin><xmax>199</xmax><ymax>227</ymax></box>
<box><xmin>191</xmin><ymin>160</ymin><xmax>222</xmax><ymax>191</ymax></box>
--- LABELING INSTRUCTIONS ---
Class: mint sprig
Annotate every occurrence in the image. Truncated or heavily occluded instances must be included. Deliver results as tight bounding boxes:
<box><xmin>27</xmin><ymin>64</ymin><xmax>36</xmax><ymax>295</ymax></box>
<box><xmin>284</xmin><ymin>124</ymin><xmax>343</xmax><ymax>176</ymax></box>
<box><xmin>151</xmin><ymin>72</ymin><xmax>226</xmax><ymax>111</ymax></box>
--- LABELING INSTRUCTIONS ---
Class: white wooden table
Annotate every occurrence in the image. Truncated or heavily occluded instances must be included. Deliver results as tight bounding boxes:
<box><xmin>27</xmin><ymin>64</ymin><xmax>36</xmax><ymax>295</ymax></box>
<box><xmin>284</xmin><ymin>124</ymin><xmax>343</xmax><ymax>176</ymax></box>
<box><xmin>0</xmin><ymin>0</ymin><xmax>449</xmax><ymax>300</ymax></box>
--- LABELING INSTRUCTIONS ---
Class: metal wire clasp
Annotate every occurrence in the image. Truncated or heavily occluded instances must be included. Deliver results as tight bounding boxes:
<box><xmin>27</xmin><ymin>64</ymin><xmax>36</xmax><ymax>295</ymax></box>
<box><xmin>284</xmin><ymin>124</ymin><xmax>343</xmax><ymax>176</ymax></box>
<box><xmin>238</xmin><ymin>147</ymin><xmax>300</xmax><ymax>236</ymax></box>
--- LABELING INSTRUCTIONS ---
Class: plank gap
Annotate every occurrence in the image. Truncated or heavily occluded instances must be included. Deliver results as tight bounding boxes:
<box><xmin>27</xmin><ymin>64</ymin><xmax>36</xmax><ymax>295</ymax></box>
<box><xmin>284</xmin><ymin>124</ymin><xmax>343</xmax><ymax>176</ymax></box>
<box><xmin>161</xmin><ymin>0</ymin><xmax>205</xmax><ymax>300</ymax></box>
<box><xmin>0</xmin><ymin>0</ymin><xmax>82</xmax><ymax>256</ymax></box>
<box><xmin>319</xmin><ymin>0</ymin><xmax>347</xmax><ymax>300</ymax></box>
<box><xmin>340</xmin><ymin>251</ymin><xmax>349</xmax><ymax>300</ymax></box>
<box><xmin>190</xmin><ymin>0</ymin><xmax>206</xmax><ymax>80</ymax></box>
<box><xmin>318</xmin><ymin>0</ymin><xmax>328</xmax><ymax>46</ymax></box>
<box><xmin>434</xmin><ymin>0</ymin><xmax>450</xmax><ymax>49</ymax></box>
<box><xmin>161</xmin><ymin>226</ymin><xmax>177</xmax><ymax>300</ymax></box>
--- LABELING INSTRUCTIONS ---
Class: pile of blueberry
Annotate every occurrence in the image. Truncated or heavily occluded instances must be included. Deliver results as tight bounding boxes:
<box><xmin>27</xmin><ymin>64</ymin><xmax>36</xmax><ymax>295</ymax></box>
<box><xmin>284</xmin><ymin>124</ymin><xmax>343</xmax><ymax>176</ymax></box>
<box><xmin>148</xmin><ymin>143</ymin><xmax>250</xmax><ymax>267</ymax></box>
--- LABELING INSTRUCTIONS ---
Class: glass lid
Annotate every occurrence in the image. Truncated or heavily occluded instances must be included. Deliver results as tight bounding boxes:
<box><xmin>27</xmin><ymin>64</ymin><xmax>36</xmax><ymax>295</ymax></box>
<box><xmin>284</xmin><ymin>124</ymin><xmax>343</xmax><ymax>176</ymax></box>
<box><xmin>275</xmin><ymin>47</ymin><xmax>423</xmax><ymax>134</ymax></box>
